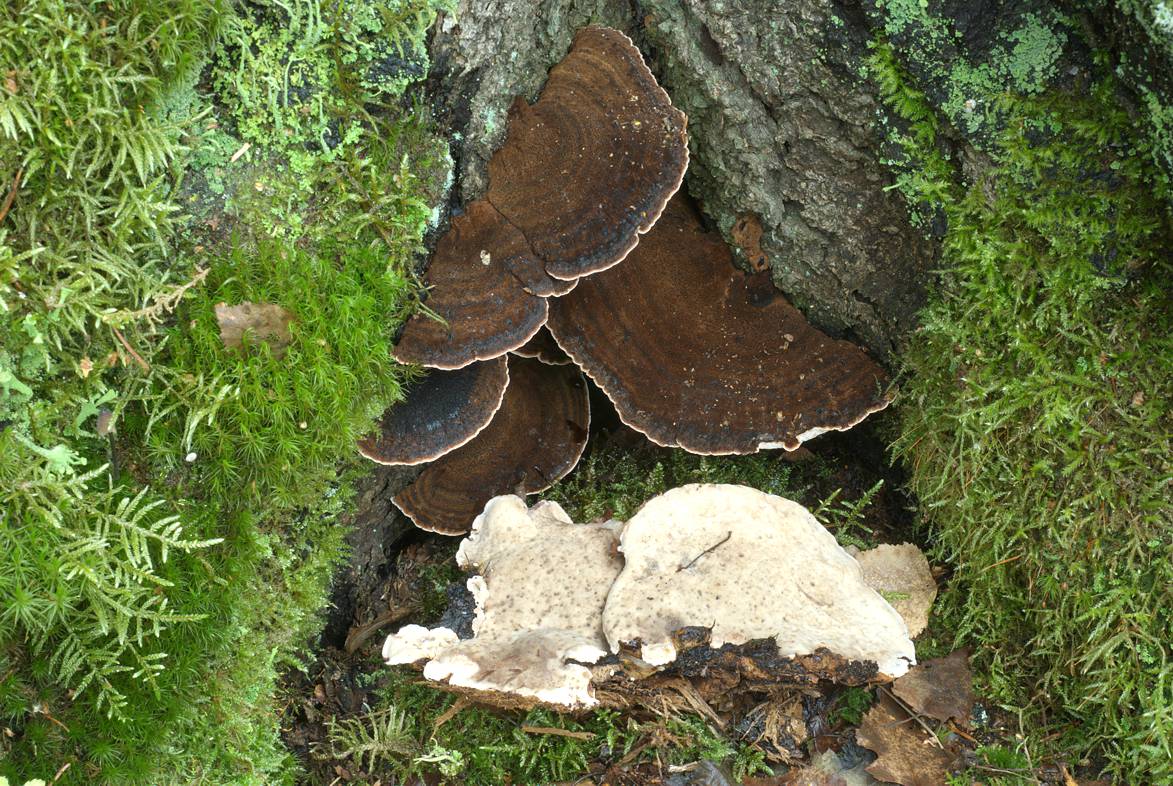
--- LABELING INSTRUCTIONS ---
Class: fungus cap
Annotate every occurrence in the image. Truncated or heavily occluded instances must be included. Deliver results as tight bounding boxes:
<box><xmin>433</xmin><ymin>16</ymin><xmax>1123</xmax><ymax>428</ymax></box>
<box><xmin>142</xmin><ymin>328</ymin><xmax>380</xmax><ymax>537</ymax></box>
<box><xmin>512</xmin><ymin>327</ymin><xmax>573</xmax><ymax>366</ymax></box>
<box><xmin>548</xmin><ymin>196</ymin><xmax>891</xmax><ymax>454</ymax></box>
<box><xmin>392</xmin><ymin>357</ymin><xmax>590</xmax><ymax>535</ymax></box>
<box><xmin>393</xmin><ymin>200</ymin><xmax>549</xmax><ymax>369</ymax></box>
<box><xmin>358</xmin><ymin>357</ymin><xmax>509</xmax><ymax>466</ymax></box>
<box><xmin>486</xmin><ymin>26</ymin><xmax>688</xmax><ymax>282</ymax></box>
<box><xmin>601</xmin><ymin>484</ymin><xmax>916</xmax><ymax>678</ymax></box>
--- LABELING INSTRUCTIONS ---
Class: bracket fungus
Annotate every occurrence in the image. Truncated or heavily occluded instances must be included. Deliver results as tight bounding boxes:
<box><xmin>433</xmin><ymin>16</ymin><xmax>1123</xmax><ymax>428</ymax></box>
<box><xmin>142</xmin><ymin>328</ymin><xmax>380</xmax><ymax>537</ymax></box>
<box><xmin>383</xmin><ymin>485</ymin><xmax>916</xmax><ymax>711</ymax></box>
<box><xmin>392</xmin><ymin>356</ymin><xmax>590</xmax><ymax>535</ymax></box>
<box><xmin>485</xmin><ymin>26</ymin><xmax>689</xmax><ymax>281</ymax></box>
<box><xmin>393</xmin><ymin>26</ymin><xmax>688</xmax><ymax>368</ymax></box>
<box><xmin>384</xmin><ymin>496</ymin><xmax>622</xmax><ymax>708</ymax></box>
<box><xmin>547</xmin><ymin>196</ymin><xmax>892</xmax><ymax>454</ymax></box>
<box><xmin>392</xmin><ymin>201</ymin><xmax>551</xmax><ymax>369</ymax></box>
<box><xmin>357</xmin><ymin>356</ymin><xmax>509</xmax><ymax>466</ymax></box>
<box><xmin>512</xmin><ymin>327</ymin><xmax>572</xmax><ymax>366</ymax></box>
<box><xmin>602</xmin><ymin>485</ymin><xmax>915</xmax><ymax>679</ymax></box>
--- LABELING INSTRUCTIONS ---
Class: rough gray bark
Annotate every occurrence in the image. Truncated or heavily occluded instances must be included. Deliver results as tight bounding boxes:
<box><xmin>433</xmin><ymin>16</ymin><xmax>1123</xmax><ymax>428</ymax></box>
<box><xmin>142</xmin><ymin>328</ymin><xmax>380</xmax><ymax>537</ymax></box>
<box><xmin>427</xmin><ymin>0</ymin><xmax>937</xmax><ymax>360</ymax></box>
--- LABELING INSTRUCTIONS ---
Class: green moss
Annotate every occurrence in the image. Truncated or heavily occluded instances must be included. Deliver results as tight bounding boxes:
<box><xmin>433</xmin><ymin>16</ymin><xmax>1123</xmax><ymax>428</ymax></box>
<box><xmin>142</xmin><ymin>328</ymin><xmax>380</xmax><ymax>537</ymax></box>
<box><xmin>873</xmin><ymin>2</ymin><xmax>1069</xmax><ymax>137</ymax></box>
<box><xmin>321</xmin><ymin>671</ymin><xmax>769</xmax><ymax>784</ymax></box>
<box><xmin>133</xmin><ymin>240</ymin><xmax>416</xmax><ymax>510</ymax></box>
<box><xmin>0</xmin><ymin>0</ymin><xmax>446</xmax><ymax>781</ymax></box>
<box><xmin>882</xmin><ymin>52</ymin><xmax>1173</xmax><ymax>778</ymax></box>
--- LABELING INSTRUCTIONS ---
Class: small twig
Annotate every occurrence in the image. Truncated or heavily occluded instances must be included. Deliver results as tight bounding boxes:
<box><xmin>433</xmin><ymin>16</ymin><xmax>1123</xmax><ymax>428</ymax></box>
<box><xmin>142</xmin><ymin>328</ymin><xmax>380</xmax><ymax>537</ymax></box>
<box><xmin>678</xmin><ymin>531</ymin><xmax>732</xmax><ymax>571</ymax></box>
<box><xmin>229</xmin><ymin>141</ymin><xmax>252</xmax><ymax>162</ymax></box>
<box><xmin>981</xmin><ymin>554</ymin><xmax>1022</xmax><ymax>572</ymax></box>
<box><xmin>520</xmin><ymin>725</ymin><xmax>596</xmax><ymax>741</ymax></box>
<box><xmin>879</xmin><ymin>686</ymin><xmax>944</xmax><ymax>749</ymax></box>
<box><xmin>50</xmin><ymin>762</ymin><xmax>71</xmax><ymax>785</ymax></box>
<box><xmin>343</xmin><ymin>605</ymin><xmax>416</xmax><ymax>654</ymax></box>
<box><xmin>111</xmin><ymin>326</ymin><xmax>150</xmax><ymax>371</ymax></box>
<box><xmin>947</xmin><ymin>719</ymin><xmax>978</xmax><ymax>743</ymax></box>
<box><xmin>0</xmin><ymin>167</ymin><xmax>22</xmax><ymax>224</ymax></box>
<box><xmin>432</xmin><ymin>697</ymin><xmax>469</xmax><ymax>730</ymax></box>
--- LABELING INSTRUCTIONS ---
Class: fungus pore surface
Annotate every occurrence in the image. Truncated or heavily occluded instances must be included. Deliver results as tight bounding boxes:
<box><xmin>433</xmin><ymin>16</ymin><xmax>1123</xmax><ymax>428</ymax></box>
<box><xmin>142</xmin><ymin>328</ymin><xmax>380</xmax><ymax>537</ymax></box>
<box><xmin>384</xmin><ymin>496</ymin><xmax>623</xmax><ymax>707</ymax></box>
<box><xmin>547</xmin><ymin>196</ymin><xmax>891</xmax><ymax>454</ymax></box>
<box><xmin>357</xmin><ymin>356</ymin><xmax>509</xmax><ymax>466</ymax></box>
<box><xmin>602</xmin><ymin>484</ymin><xmax>915</xmax><ymax>678</ymax></box>
<box><xmin>392</xmin><ymin>356</ymin><xmax>590</xmax><ymax>535</ymax></box>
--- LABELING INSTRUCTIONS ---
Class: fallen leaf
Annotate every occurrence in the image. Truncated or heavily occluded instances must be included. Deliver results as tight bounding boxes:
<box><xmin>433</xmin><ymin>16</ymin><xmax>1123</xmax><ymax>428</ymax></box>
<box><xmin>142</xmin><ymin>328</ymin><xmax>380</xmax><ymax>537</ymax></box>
<box><xmin>215</xmin><ymin>302</ymin><xmax>294</xmax><ymax>357</ymax></box>
<box><xmin>853</xmin><ymin>543</ymin><xmax>937</xmax><ymax>637</ymax></box>
<box><xmin>891</xmin><ymin>649</ymin><xmax>974</xmax><ymax>725</ymax></box>
<box><xmin>766</xmin><ymin>749</ymin><xmax>881</xmax><ymax>785</ymax></box>
<box><xmin>856</xmin><ymin>693</ymin><xmax>958</xmax><ymax>786</ymax></box>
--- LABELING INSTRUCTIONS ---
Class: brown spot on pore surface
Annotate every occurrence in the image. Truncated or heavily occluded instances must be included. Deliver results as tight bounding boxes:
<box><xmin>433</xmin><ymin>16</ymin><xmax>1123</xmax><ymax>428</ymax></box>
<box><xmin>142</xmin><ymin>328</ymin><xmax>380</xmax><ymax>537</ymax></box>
<box><xmin>357</xmin><ymin>356</ymin><xmax>509</xmax><ymax>466</ymax></box>
<box><xmin>393</xmin><ymin>200</ymin><xmax>551</xmax><ymax>369</ymax></box>
<box><xmin>486</xmin><ymin>26</ymin><xmax>688</xmax><ymax>282</ymax></box>
<box><xmin>393</xmin><ymin>356</ymin><xmax>590</xmax><ymax>534</ymax></box>
<box><xmin>547</xmin><ymin>195</ymin><xmax>892</xmax><ymax>454</ymax></box>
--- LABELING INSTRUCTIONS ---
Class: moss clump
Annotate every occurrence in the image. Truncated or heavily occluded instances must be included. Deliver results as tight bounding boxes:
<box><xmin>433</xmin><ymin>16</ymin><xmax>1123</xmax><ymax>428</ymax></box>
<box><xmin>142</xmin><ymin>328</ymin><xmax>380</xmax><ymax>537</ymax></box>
<box><xmin>0</xmin><ymin>0</ymin><xmax>446</xmax><ymax>781</ymax></box>
<box><xmin>318</xmin><ymin>671</ymin><xmax>769</xmax><ymax>784</ymax></box>
<box><xmin>134</xmin><ymin>241</ymin><xmax>417</xmax><ymax>509</ymax></box>
<box><xmin>882</xmin><ymin>50</ymin><xmax>1173</xmax><ymax>778</ymax></box>
<box><xmin>871</xmin><ymin>1</ymin><xmax>1072</xmax><ymax>138</ymax></box>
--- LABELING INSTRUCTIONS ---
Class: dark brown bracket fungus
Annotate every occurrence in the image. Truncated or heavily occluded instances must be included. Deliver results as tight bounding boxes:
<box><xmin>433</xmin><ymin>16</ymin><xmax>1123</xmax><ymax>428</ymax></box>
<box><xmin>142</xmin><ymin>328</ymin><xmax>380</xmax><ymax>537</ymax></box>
<box><xmin>357</xmin><ymin>356</ymin><xmax>509</xmax><ymax>466</ymax></box>
<box><xmin>512</xmin><ymin>327</ymin><xmax>572</xmax><ymax>366</ymax></box>
<box><xmin>393</xmin><ymin>26</ymin><xmax>688</xmax><ymax>369</ymax></box>
<box><xmin>392</xmin><ymin>201</ymin><xmax>551</xmax><ymax>369</ymax></box>
<box><xmin>392</xmin><ymin>356</ymin><xmax>590</xmax><ymax>535</ymax></box>
<box><xmin>547</xmin><ymin>196</ymin><xmax>892</xmax><ymax>454</ymax></box>
<box><xmin>486</xmin><ymin>26</ymin><xmax>689</xmax><ymax>282</ymax></box>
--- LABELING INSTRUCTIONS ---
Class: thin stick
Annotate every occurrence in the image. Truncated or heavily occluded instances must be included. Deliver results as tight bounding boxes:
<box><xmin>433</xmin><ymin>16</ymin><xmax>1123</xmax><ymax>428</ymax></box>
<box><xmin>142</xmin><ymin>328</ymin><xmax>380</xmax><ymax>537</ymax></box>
<box><xmin>0</xmin><ymin>167</ymin><xmax>21</xmax><ymax>224</ymax></box>
<box><xmin>520</xmin><ymin>725</ymin><xmax>596</xmax><ymax>741</ymax></box>
<box><xmin>678</xmin><ymin>531</ymin><xmax>732</xmax><ymax>571</ymax></box>
<box><xmin>343</xmin><ymin>605</ymin><xmax>416</xmax><ymax>653</ymax></box>
<box><xmin>433</xmin><ymin>697</ymin><xmax>469</xmax><ymax>730</ymax></box>
<box><xmin>878</xmin><ymin>686</ymin><xmax>944</xmax><ymax>749</ymax></box>
<box><xmin>111</xmin><ymin>326</ymin><xmax>150</xmax><ymax>371</ymax></box>
<box><xmin>981</xmin><ymin>554</ymin><xmax>1022</xmax><ymax>572</ymax></box>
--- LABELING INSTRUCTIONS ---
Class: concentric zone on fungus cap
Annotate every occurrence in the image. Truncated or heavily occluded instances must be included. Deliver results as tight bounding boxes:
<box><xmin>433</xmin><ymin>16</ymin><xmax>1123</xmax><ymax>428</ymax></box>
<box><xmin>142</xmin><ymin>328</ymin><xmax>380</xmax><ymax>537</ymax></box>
<box><xmin>392</xmin><ymin>200</ymin><xmax>550</xmax><ymax>369</ymax></box>
<box><xmin>393</xmin><ymin>356</ymin><xmax>590</xmax><ymax>535</ymax></box>
<box><xmin>486</xmin><ymin>26</ymin><xmax>689</xmax><ymax>282</ymax></box>
<box><xmin>357</xmin><ymin>356</ymin><xmax>509</xmax><ymax>466</ymax></box>
<box><xmin>547</xmin><ymin>195</ymin><xmax>892</xmax><ymax>455</ymax></box>
<box><xmin>395</xmin><ymin>26</ymin><xmax>688</xmax><ymax>370</ymax></box>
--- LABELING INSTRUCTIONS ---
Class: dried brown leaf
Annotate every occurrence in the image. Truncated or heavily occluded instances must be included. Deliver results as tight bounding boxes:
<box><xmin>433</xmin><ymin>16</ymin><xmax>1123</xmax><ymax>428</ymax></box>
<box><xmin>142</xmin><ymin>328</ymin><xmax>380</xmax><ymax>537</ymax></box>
<box><xmin>215</xmin><ymin>301</ymin><xmax>294</xmax><ymax>357</ymax></box>
<box><xmin>856</xmin><ymin>693</ymin><xmax>958</xmax><ymax>786</ymax></box>
<box><xmin>891</xmin><ymin>648</ymin><xmax>974</xmax><ymax>725</ymax></box>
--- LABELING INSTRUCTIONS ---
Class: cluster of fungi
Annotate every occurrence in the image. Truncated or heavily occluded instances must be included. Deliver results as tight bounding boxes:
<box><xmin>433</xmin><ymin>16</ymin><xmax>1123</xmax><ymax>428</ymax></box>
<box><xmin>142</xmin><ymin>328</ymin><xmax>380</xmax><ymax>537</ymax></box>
<box><xmin>360</xmin><ymin>28</ymin><xmax>924</xmax><ymax>720</ymax></box>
